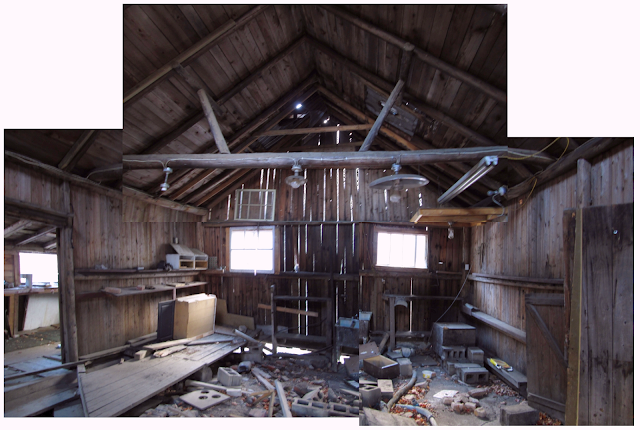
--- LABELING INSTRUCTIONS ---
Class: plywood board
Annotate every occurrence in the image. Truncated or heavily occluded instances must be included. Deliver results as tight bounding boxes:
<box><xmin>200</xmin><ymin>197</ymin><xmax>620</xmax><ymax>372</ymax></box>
<box><xmin>23</xmin><ymin>294</ymin><xmax>60</xmax><ymax>331</ymax></box>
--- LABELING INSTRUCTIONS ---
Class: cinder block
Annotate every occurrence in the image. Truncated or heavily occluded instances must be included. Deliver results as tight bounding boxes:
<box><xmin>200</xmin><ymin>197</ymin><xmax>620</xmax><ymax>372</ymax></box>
<box><xmin>241</xmin><ymin>345</ymin><xmax>262</xmax><ymax>363</ymax></box>
<box><xmin>361</xmin><ymin>386</ymin><xmax>381</xmax><ymax>408</ymax></box>
<box><xmin>438</xmin><ymin>345</ymin><xmax>466</xmax><ymax>361</ymax></box>
<box><xmin>396</xmin><ymin>358</ymin><xmax>413</xmax><ymax>377</ymax></box>
<box><xmin>467</xmin><ymin>346</ymin><xmax>484</xmax><ymax>364</ymax></box>
<box><xmin>327</xmin><ymin>402</ymin><xmax>359</xmax><ymax>417</ymax></box>
<box><xmin>217</xmin><ymin>367</ymin><xmax>242</xmax><ymax>387</ymax></box>
<box><xmin>378</xmin><ymin>379</ymin><xmax>394</xmax><ymax>400</ymax></box>
<box><xmin>459</xmin><ymin>367</ymin><xmax>489</xmax><ymax>384</ymax></box>
<box><xmin>453</xmin><ymin>362</ymin><xmax>481</xmax><ymax>377</ymax></box>
<box><xmin>226</xmin><ymin>388</ymin><xmax>242</xmax><ymax>397</ymax></box>
<box><xmin>432</xmin><ymin>323</ymin><xmax>476</xmax><ymax>347</ymax></box>
<box><xmin>500</xmin><ymin>402</ymin><xmax>539</xmax><ymax>426</ymax></box>
<box><xmin>291</xmin><ymin>398</ymin><xmax>330</xmax><ymax>417</ymax></box>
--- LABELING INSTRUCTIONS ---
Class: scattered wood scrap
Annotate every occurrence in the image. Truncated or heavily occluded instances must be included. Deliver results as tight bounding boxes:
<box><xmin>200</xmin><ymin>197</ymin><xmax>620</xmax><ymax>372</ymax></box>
<box><xmin>153</xmin><ymin>345</ymin><xmax>187</xmax><ymax>358</ymax></box>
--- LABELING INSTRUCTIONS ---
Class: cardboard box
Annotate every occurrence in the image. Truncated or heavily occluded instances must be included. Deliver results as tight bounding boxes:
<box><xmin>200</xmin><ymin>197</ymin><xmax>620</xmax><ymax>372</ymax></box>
<box><xmin>173</xmin><ymin>293</ymin><xmax>216</xmax><ymax>339</ymax></box>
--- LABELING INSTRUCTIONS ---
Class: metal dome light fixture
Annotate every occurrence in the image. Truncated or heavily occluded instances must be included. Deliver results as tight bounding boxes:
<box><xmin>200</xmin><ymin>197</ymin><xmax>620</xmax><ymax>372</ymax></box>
<box><xmin>368</xmin><ymin>162</ymin><xmax>429</xmax><ymax>203</ymax></box>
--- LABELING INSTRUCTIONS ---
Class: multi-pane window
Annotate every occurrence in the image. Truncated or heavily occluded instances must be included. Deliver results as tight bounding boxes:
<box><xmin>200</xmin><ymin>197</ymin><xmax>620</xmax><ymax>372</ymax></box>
<box><xmin>229</xmin><ymin>226</ymin><xmax>275</xmax><ymax>273</ymax></box>
<box><xmin>376</xmin><ymin>230</ymin><xmax>428</xmax><ymax>269</ymax></box>
<box><xmin>234</xmin><ymin>189</ymin><xmax>276</xmax><ymax>221</ymax></box>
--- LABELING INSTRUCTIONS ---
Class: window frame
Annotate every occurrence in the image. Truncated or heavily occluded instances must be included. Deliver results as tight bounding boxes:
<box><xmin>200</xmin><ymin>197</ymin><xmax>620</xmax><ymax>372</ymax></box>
<box><xmin>234</xmin><ymin>189</ymin><xmax>276</xmax><ymax>221</ymax></box>
<box><xmin>374</xmin><ymin>226</ymin><xmax>429</xmax><ymax>271</ymax></box>
<box><xmin>228</xmin><ymin>225</ymin><xmax>276</xmax><ymax>274</ymax></box>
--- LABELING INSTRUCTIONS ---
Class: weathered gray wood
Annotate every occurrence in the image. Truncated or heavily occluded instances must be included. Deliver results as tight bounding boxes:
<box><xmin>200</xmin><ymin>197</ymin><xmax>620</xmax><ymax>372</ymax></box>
<box><xmin>275</xmin><ymin>380</ymin><xmax>292</xmax><ymax>417</ymax></box>
<box><xmin>5</xmin><ymin>151</ymin><xmax>123</xmax><ymax>200</ymax></box>
<box><xmin>77</xmin><ymin>364</ymin><xmax>89</xmax><ymax>417</ymax></box>
<box><xmin>462</xmin><ymin>303</ymin><xmax>526</xmax><ymax>344</ymax></box>
<box><xmin>259</xmin><ymin>124</ymin><xmax>372</xmax><ymax>137</ymax></box>
<box><xmin>526</xmin><ymin>303</ymin><xmax>568</xmax><ymax>368</ymax></box>
<box><xmin>59</xmin><ymin>181</ymin><xmax>78</xmax><ymax>363</ymax></box>
<box><xmin>123</xmin><ymin>186</ymin><xmax>208</xmax><ymax>216</ymax></box>
<box><xmin>198</xmin><ymin>89</ymin><xmax>230</xmax><ymax>154</ymax></box>
<box><xmin>576</xmin><ymin>159</ymin><xmax>592</xmax><ymax>208</ymax></box>
<box><xmin>172</xmin><ymin>63</ymin><xmax>225</xmax><ymax>116</ymax></box>
<box><xmin>4</xmin><ymin>360</ymin><xmax>86</xmax><ymax>381</ymax></box>
<box><xmin>5</xmin><ymin>197</ymin><xmax>71</xmax><ymax>227</ymax></box>
<box><xmin>234</xmin><ymin>329</ymin><xmax>273</xmax><ymax>353</ymax></box>
<box><xmin>125</xmin><ymin>146</ymin><xmax>554</xmax><ymax>171</ymax></box>
<box><xmin>251</xmin><ymin>368</ymin><xmax>275</xmax><ymax>391</ymax></box>
<box><xmin>360</xmin><ymin>79</ymin><xmax>404</xmax><ymax>152</ymax></box>
<box><xmin>57</xmin><ymin>130</ymin><xmax>99</xmax><ymax>172</ymax></box>
<box><xmin>319</xmin><ymin>5</ymin><xmax>506</xmax><ymax>105</ymax></box>
<box><xmin>15</xmin><ymin>226</ymin><xmax>56</xmax><ymax>246</ymax></box>
<box><xmin>4</xmin><ymin>372</ymin><xmax>78</xmax><ymax>417</ymax></box>
<box><xmin>4</xmin><ymin>219</ymin><xmax>34</xmax><ymax>237</ymax></box>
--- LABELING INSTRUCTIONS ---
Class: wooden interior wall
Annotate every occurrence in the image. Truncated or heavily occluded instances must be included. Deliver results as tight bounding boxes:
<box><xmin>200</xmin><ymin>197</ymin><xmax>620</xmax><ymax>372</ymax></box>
<box><xmin>469</xmin><ymin>141</ymin><xmax>634</xmax><ymax>374</ymax></box>
<box><xmin>5</xmin><ymin>162</ymin><xmax>205</xmax><ymax>355</ymax></box>
<box><xmin>4</xmin><ymin>252</ymin><xmax>19</xmax><ymax>286</ymax></box>
<box><xmin>204</xmin><ymin>166</ymin><xmax>462</xmax><ymax>335</ymax></box>
<box><xmin>123</xmin><ymin>195</ymin><xmax>204</xmax><ymax>222</ymax></box>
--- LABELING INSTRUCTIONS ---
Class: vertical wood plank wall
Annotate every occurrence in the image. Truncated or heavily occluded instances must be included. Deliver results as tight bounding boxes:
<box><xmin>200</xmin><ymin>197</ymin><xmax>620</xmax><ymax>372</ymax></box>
<box><xmin>5</xmin><ymin>162</ymin><xmax>204</xmax><ymax>355</ymax></box>
<box><xmin>204</xmin><ymin>167</ymin><xmax>463</xmax><ymax>334</ymax></box>
<box><xmin>470</xmin><ymin>141</ymin><xmax>633</xmax><ymax>374</ymax></box>
<box><xmin>123</xmin><ymin>195</ymin><xmax>204</xmax><ymax>222</ymax></box>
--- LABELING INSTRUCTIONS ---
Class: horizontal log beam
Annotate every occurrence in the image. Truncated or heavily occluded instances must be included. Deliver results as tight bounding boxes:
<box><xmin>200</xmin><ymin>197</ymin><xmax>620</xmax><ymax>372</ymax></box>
<box><xmin>319</xmin><ymin>5</ymin><xmax>506</xmax><ymax>105</ymax></box>
<box><xmin>123</xmin><ymin>186</ymin><xmax>208</xmax><ymax>216</ymax></box>
<box><xmin>259</xmin><ymin>124</ymin><xmax>372</xmax><ymax>137</ymax></box>
<box><xmin>125</xmin><ymin>146</ymin><xmax>553</xmax><ymax>171</ymax></box>
<box><xmin>5</xmin><ymin>151</ymin><xmax>123</xmax><ymax>200</ymax></box>
<box><xmin>4</xmin><ymin>198</ymin><xmax>72</xmax><ymax>228</ymax></box>
<box><xmin>462</xmin><ymin>303</ymin><xmax>526</xmax><ymax>344</ymax></box>
<box><xmin>505</xmin><ymin>137</ymin><xmax>622</xmax><ymax>200</ymax></box>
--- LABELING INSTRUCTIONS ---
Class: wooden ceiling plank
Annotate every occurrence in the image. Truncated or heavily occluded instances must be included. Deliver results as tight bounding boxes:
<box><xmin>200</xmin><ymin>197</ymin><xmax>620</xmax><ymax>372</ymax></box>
<box><xmin>57</xmin><ymin>130</ymin><xmax>99</xmax><ymax>172</ymax></box>
<box><xmin>320</xmin><ymin>5</ymin><xmax>506</xmax><ymax>105</ymax></box>
<box><xmin>124</xmin><ymin>5</ymin><xmax>270</xmax><ymax>106</ymax></box>
<box><xmin>4</xmin><ymin>220</ymin><xmax>34</xmax><ymax>238</ymax></box>
<box><xmin>172</xmin><ymin>64</ymin><xmax>225</xmax><ymax>116</ymax></box>
<box><xmin>44</xmin><ymin>240</ymin><xmax>57</xmax><ymax>250</ymax></box>
<box><xmin>16</xmin><ymin>226</ymin><xmax>57</xmax><ymax>246</ymax></box>
<box><xmin>139</xmin><ymin>110</ymin><xmax>205</xmax><ymax>155</ymax></box>
<box><xmin>359</xmin><ymin>79</ymin><xmax>405</xmax><ymax>152</ymax></box>
<box><xmin>123</xmin><ymin>186</ymin><xmax>208</xmax><ymax>217</ymax></box>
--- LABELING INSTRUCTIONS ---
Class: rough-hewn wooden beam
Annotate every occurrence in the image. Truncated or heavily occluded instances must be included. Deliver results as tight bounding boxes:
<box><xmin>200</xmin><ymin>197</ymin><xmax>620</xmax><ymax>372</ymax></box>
<box><xmin>59</xmin><ymin>180</ymin><xmax>78</xmax><ymax>363</ymax></box>
<box><xmin>319</xmin><ymin>5</ymin><xmax>506</xmax><ymax>105</ymax></box>
<box><xmin>124</xmin><ymin>5</ymin><xmax>269</xmax><ymax>106</ymax></box>
<box><xmin>205</xmin><ymin>169</ymin><xmax>263</xmax><ymax>209</ymax></box>
<box><xmin>6</xmin><ymin>151</ymin><xmax>123</xmax><ymax>200</ymax></box>
<box><xmin>5</xmin><ymin>198</ymin><xmax>72</xmax><ymax>228</ymax></box>
<box><xmin>505</xmin><ymin>138</ymin><xmax>621</xmax><ymax>201</ymax></box>
<box><xmin>125</xmin><ymin>147</ymin><xmax>538</xmax><ymax>170</ymax></box>
<box><xmin>123</xmin><ymin>186</ymin><xmax>208</xmax><ymax>217</ymax></box>
<box><xmin>58</xmin><ymin>130</ymin><xmax>99</xmax><ymax>172</ymax></box>
<box><xmin>360</xmin><ymin>79</ymin><xmax>404</xmax><ymax>152</ymax></box>
<box><xmin>192</xmin><ymin>169</ymin><xmax>246</xmax><ymax>207</ymax></box>
<box><xmin>4</xmin><ymin>220</ymin><xmax>34</xmax><ymax>238</ymax></box>
<box><xmin>16</xmin><ymin>226</ymin><xmax>57</xmax><ymax>246</ymax></box>
<box><xmin>259</xmin><ymin>124</ymin><xmax>372</xmax><ymax>137</ymax></box>
<box><xmin>198</xmin><ymin>89</ymin><xmax>230</xmax><ymax>154</ymax></box>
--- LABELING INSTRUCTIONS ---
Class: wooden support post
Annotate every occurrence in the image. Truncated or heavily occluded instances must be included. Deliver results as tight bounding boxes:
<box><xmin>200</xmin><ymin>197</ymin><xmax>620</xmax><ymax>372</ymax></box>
<box><xmin>198</xmin><ymin>89</ymin><xmax>230</xmax><ymax>154</ymax></box>
<box><xmin>58</xmin><ymin>181</ymin><xmax>78</xmax><ymax>363</ymax></box>
<box><xmin>359</xmin><ymin>79</ymin><xmax>404</xmax><ymax>152</ymax></box>
<box><xmin>576</xmin><ymin>159</ymin><xmax>592</xmax><ymax>208</ymax></box>
<box><xmin>397</xmin><ymin>43</ymin><xmax>414</xmax><ymax>82</ymax></box>
<box><xmin>389</xmin><ymin>297</ymin><xmax>396</xmax><ymax>350</ymax></box>
<box><xmin>270</xmin><ymin>284</ymin><xmax>278</xmax><ymax>355</ymax></box>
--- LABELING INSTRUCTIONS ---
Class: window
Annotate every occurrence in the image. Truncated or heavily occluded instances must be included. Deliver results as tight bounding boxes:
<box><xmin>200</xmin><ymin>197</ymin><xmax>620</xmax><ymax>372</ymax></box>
<box><xmin>234</xmin><ymin>189</ymin><xmax>276</xmax><ymax>221</ymax></box>
<box><xmin>376</xmin><ymin>230</ymin><xmax>427</xmax><ymax>269</ymax></box>
<box><xmin>19</xmin><ymin>252</ymin><xmax>59</xmax><ymax>285</ymax></box>
<box><xmin>229</xmin><ymin>226</ymin><xmax>275</xmax><ymax>273</ymax></box>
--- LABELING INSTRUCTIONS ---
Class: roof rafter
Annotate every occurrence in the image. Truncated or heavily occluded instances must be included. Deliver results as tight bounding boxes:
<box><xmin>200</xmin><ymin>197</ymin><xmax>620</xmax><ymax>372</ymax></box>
<box><xmin>318</xmin><ymin>5</ymin><xmax>506</xmax><ymax>105</ymax></box>
<box><xmin>57</xmin><ymin>130</ymin><xmax>99</xmax><ymax>172</ymax></box>
<box><xmin>16</xmin><ymin>226</ymin><xmax>56</xmax><ymax>246</ymax></box>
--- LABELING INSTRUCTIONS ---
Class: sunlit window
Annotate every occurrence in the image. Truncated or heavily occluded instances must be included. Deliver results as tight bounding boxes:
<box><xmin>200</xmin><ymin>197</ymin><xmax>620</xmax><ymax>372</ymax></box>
<box><xmin>376</xmin><ymin>231</ymin><xmax>427</xmax><ymax>269</ymax></box>
<box><xmin>19</xmin><ymin>252</ymin><xmax>58</xmax><ymax>285</ymax></box>
<box><xmin>229</xmin><ymin>226</ymin><xmax>275</xmax><ymax>273</ymax></box>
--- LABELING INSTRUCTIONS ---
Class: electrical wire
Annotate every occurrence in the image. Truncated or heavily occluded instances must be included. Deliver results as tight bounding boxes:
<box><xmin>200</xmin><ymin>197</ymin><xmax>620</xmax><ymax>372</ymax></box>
<box><xmin>502</xmin><ymin>137</ymin><xmax>565</xmax><ymax>161</ymax></box>
<box><xmin>427</xmin><ymin>270</ymin><xmax>471</xmax><ymax>346</ymax></box>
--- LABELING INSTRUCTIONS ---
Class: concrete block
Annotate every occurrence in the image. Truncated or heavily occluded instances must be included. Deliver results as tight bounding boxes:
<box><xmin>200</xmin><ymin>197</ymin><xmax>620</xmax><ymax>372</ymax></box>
<box><xmin>443</xmin><ymin>358</ymin><xmax>461</xmax><ymax>374</ymax></box>
<box><xmin>467</xmin><ymin>346</ymin><xmax>484</xmax><ymax>364</ymax></box>
<box><xmin>378</xmin><ymin>379</ymin><xmax>394</xmax><ymax>400</ymax></box>
<box><xmin>291</xmin><ymin>398</ymin><xmax>330</xmax><ymax>417</ymax></box>
<box><xmin>360</xmin><ymin>386</ymin><xmax>381</xmax><ymax>409</ymax></box>
<box><xmin>432</xmin><ymin>323</ymin><xmax>476</xmax><ymax>347</ymax></box>
<box><xmin>453</xmin><ymin>362</ymin><xmax>481</xmax><ymax>377</ymax></box>
<box><xmin>500</xmin><ymin>402</ymin><xmax>539</xmax><ymax>426</ymax></box>
<box><xmin>217</xmin><ymin>367</ymin><xmax>242</xmax><ymax>387</ymax></box>
<box><xmin>451</xmin><ymin>402</ymin><xmax>465</xmax><ymax>413</ymax></box>
<box><xmin>226</xmin><ymin>388</ymin><xmax>242</xmax><ymax>397</ymax></box>
<box><xmin>396</xmin><ymin>357</ymin><xmax>413</xmax><ymax>377</ymax></box>
<box><xmin>363</xmin><ymin>355</ymin><xmax>399</xmax><ymax>379</ymax></box>
<box><xmin>464</xmin><ymin>402</ymin><xmax>477</xmax><ymax>411</ymax></box>
<box><xmin>474</xmin><ymin>407</ymin><xmax>487</xmax><ymax>418</ymax></box>
<box><xmin>438</xmin><ymin>345</ymin><xmax>467</xmax><ymax>361</ymax></box>
<box><xmin>241</xmin><ymin>345</ymin><xmax>262</xmax><ymax>363</ymax></box>
<box><xmin>238</xmin><ymin>361</ymin><xmax>252</xmax><ymax>373</ymax></box>
<box><xmin>327</xmin><ymin>402</ymin><xmax>359</xmax><ymax>417</ymax></box>
<box><xmin>248</xmin><ymin>408</ymin><xmax>267</xmax><ymax>417</ymax></box>
<box><xmin>459</xmin><ymin>367</ymin><xmax>489</xmax><ymax>384</ymax></box>
<box><xmin>302</xmin><ymin>387</ymin><xmax>324</xmax><ymax>401</ymax></box>
<box><xmin>468</xmin><ymin>387</ymin><xmax>489</xmax><ymax>398</ymax></box>
<box><xmin>193</xmin><ymin>366</ymin><xmax>213</xmax><ymax>382</ymax></box>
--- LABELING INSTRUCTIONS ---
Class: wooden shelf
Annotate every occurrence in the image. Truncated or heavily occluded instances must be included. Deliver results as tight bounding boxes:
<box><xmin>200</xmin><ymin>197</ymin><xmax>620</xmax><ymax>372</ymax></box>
<box><xmin>4</xmin><ymin>287</ymin><xmax>58</xmax><ymax>296</ymax></box>
<box><xmin>360</xmin><ymin>269</ymin><xmax>462</xmax><ymax>279</ymax></box>
<box><xmin>74</xmin><ymin>269</ymin><xmax>202</xmax><ymax>281</ymax></box>
<box><xmin>77</xmin><ymin>282</ymin><xmax>208</xmax><ymax>299</ymax></box>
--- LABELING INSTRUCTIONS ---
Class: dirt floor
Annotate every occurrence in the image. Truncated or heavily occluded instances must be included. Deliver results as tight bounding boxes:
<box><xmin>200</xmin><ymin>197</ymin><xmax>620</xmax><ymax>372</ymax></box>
<box><xmin>4</xmin><ymin>325</ymin><xmax>60</xmax><ymax>353</ymax></box>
